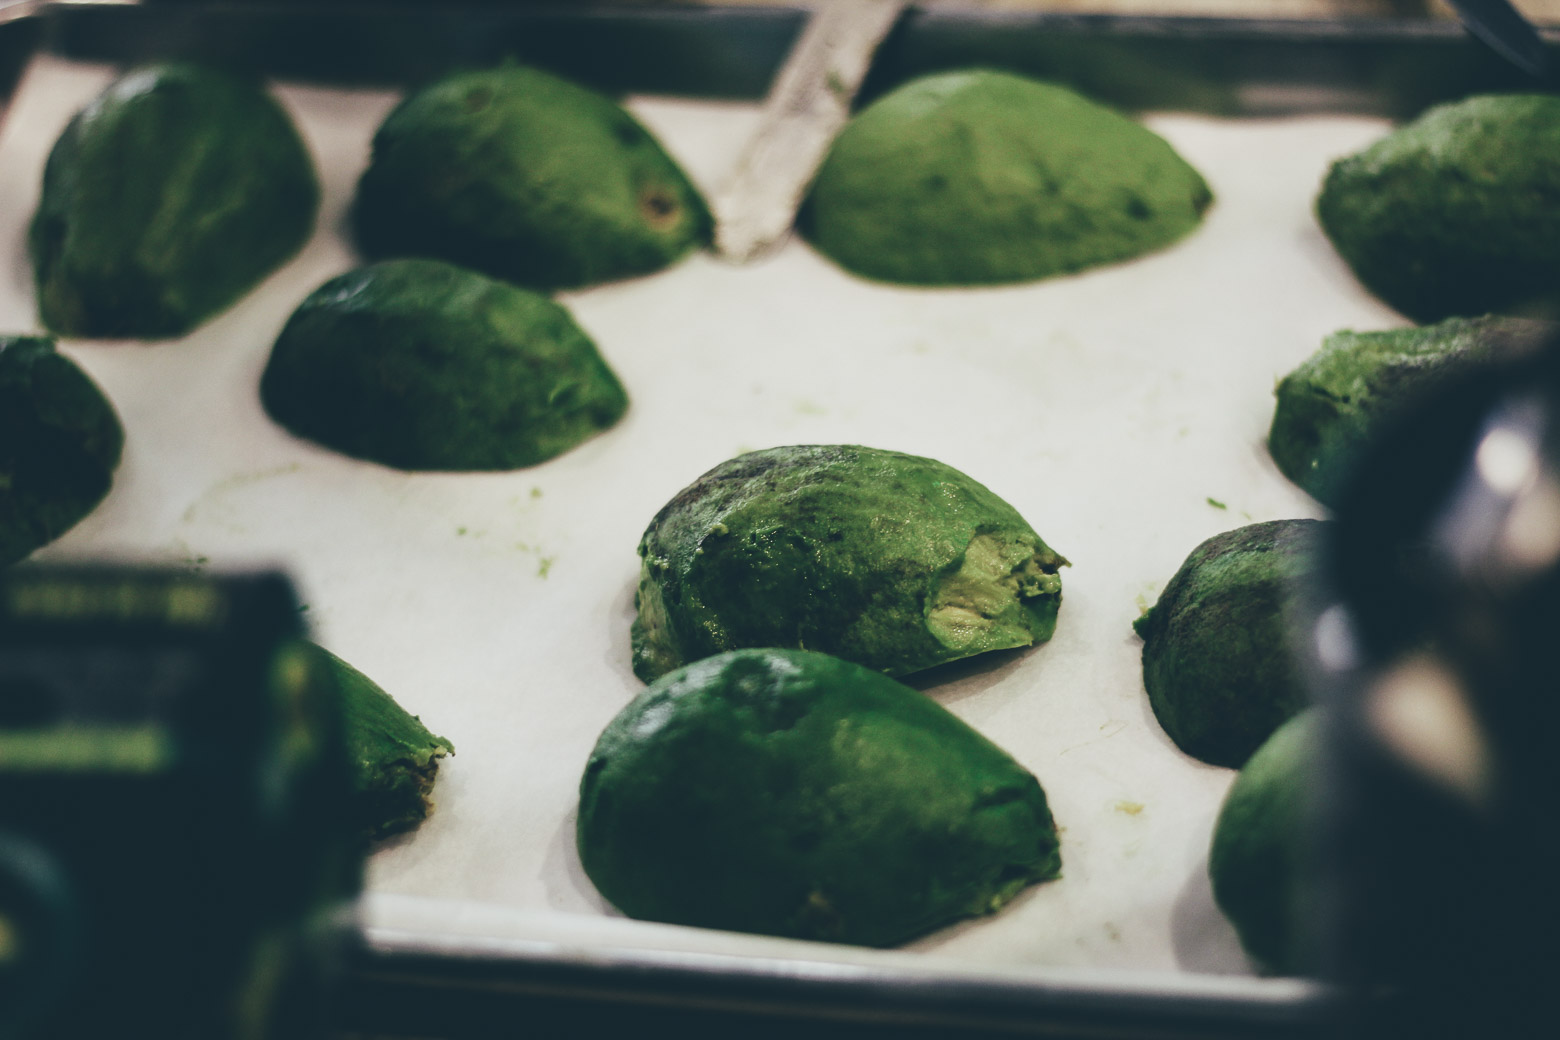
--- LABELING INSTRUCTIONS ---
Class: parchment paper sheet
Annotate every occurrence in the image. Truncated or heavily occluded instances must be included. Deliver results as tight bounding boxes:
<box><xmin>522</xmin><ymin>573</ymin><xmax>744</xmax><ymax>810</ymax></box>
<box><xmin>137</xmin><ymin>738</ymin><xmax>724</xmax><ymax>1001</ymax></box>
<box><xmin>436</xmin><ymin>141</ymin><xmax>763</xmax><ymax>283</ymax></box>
<box><xmin>0</xmin><ymin>55</ymin><xmax>1399</xmax><ymax>980</ymax></box>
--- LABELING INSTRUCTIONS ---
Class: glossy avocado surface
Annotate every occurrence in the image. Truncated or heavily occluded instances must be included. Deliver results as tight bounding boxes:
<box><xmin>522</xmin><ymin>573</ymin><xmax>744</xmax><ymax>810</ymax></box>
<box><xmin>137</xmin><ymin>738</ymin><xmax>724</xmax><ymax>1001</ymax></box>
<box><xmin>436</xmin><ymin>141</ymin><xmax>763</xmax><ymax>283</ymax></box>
<box><xmin>353</xmin><ymin>64</ymin><xmax>710</xmax><ymax>290</ymax></box>
<box><xmin>632</xmin><ymin>444</ymin><xmax>1066</xmax><ymax>682</ymax></box>
<box><xmin>260</xmin><ymin>258</ymin><xmax>627</xmax><ymax>471</ymax></box>
<box><xmin>0</xmin><ymin>336</ymin><xmax>123</xmax><ymax>565</ymax></box>
<box><xmin>578</xmin><ymin>648</ymin><xmax>1061</xmax><ymax>947</ymax></box>
<box><xmin>31</xmin><ymin>63</ymin><xmax>318</xmax><ymax>338</ymax></box>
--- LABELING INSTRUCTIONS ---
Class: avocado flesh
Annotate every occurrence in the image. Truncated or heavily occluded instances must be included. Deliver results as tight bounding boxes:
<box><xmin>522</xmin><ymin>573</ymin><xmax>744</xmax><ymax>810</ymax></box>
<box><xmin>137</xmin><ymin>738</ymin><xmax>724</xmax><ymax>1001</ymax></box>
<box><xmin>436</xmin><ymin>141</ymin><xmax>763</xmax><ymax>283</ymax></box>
<box><xmin>632</xmin><ymin>444</ymin><xmax>1066</xmax><ymax>682</ymax></box>
<box><xmin>353</xmin><ymin>64</ymin><xmax>711</xmax><ymax>291</ymax></box>
<box><xmin>0</xmin><ymin>336</ymin><xmax>123</xmax><ymax>565</ymax></box>
<box><xmin>1134</xmin><ymin>519</ymin><xmax>1323</xmax><ymax>768</ymax></box>
<box><xmin>1209</xmin><ymin>708</ymin><xmax>1320</xmax><ymax>975</ymax></box>
<box><xmin>31</xmin><ymin>62</ymin><xmax>318</xmax><ymax>339</ymax></box>
<box><xmin>308</xmin><ymin>644</ymin><xmax>453</xmax><ymax>844</ymax></box>
<box><xmin>1269</xmin><ymin>316</ymin><xmax>1549</xmax><ymax>509</ymax></box>
<box><xmin>1316</xmin><ymin>94</ymin><xmax>1560</xmax><ymax>322</ymax></box>
<box><xmin>260</xmin><ymin>258</ymin><xmax>628</xmax><ymax>471</ymax></box>
<box><xmin>801</xmin><ymin>69</ymin><xmax>1212</xmax><ymax>286</ymax></box>
<box><xmin>578</xmin><ymin>648</ymin><xmax>1061</xmax><ymax>947</ymax></box>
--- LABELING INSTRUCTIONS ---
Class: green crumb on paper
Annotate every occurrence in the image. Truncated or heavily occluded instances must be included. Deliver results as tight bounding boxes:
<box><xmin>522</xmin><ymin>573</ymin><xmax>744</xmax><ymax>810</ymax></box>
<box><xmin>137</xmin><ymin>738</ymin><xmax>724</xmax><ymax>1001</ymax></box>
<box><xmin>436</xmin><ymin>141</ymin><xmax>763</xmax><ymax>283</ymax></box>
<box><xmin>1115</xmin><ymin>801</ymin><xmax>1145</xmax><ymax>816</ymax></box>
<box><xmin>538</xmin><ymin>555</ymin><xmax>556</xmax><ymax>578</ymax></box>
<box><xmin>531</xmin><ymin>487</ymin><xmax>543</xmax><ymax>499</ymax></box>
<box><xmin>1207</xmin><ymin>497</ymin><xmax>1227</xmax><ymax>510</ymax></box>
<box><xmin>456</xmin><ymin>527</ymin><xmax>467</xmax><ymax>536</ymax></box>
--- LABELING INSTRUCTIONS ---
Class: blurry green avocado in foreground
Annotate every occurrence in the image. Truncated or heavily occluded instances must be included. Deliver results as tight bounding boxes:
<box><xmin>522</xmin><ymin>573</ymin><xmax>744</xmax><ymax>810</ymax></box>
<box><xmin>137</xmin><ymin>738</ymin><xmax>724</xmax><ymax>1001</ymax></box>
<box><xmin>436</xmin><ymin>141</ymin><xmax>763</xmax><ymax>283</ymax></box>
<box><xmin>1135</xmin><ymin>519</ymin><xmax>1323</xmax><ymax>769</ymax></box>
<box><xmin>578</xmin><ymin>648</ymin><xmax>1061</xmax><ymax>947</ymax></box>
<box><xmin>632</xmin><ymin>444</ymin><xmax>1066</xmax><ymax>682</ymax></box>
<box><xmin>353</xmin><ymin>64</ymin><xmax>710</xmax><ymax>291</ymax></box>
<box><xmin>0</xmin><ymin>336</ymin><xmax>123</xmax><ymax>566</ymax></box>
<box><xmin>801</xmin><ymin>69</ymin><xmax>1212</xmax><ymax>286</ymax></box>
<box><xmin>260</xmin><ymin>259</ymin><xmax>627</xmax><ymax>471</ymax></box>
<box><xmin>31</xmin><ymin>63</ymin><xmax>318</xmax><ymax>338</ymax></box>
<box><xmin>1270</xmin><ymin>316</ymin><xmax>1550</xmax><ymax>509</ymax></box>
<box><xmin>1210</xmin><ymin>708</ymin><xmax>1322</xmax><ymax>976</ymax></box>
<box><xmin>308</xmin><ymin>643</ymin><xmax>453</xmax><ymax>843</ymax></box>
<box><xmin>1316</xmin><ymin>94</ymin><xmax>1560</xmax><ymax>323</ymax></box>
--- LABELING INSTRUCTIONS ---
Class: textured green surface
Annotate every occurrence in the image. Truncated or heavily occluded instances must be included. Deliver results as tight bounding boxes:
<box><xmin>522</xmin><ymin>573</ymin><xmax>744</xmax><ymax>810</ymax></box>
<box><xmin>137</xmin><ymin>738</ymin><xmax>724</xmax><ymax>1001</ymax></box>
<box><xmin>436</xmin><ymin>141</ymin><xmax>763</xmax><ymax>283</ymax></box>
<box><xmin>800</xmin><ymin>69</ymin><xmax>1212</xmax><ymax>286</ymax></box>
<box><xmin>260</xmin><ymin>258</ymin><xmax>628</xmax><ymax>471</ymax></box>
<box><xmin>1133</xmin><ymin>519</ymin><xmax>1322</xmax><ymax>768</ymax></box>
<box><xmin>1269</xmin><ymin>316</ymin><xmax>1545</xmax><ymax>508</ymax></box>
<box><xmin>309</xmin><ymin>644</ymin><xmax>453</xmax><ymax>844</ymax></box>
<box><xmin>353</xmin><ymin>64</ymin><xmax>710</xmax><ymax>291</ymax></box>
<box><xmin>578</xmin><ymin>648</ymin><xmax>1061</xmax><ymax>947</ymax></box>
<box><xmin>1209</xmin><ymin>708</ymin><xmax>1320</xmax><ymax>975</ymax></box>
<box><xmin>0</xmin><ymin>336</ymin><xmax>122</xmax><ymax>565</ymax></box>
<box><xmin>1316</xmin><ymin>94</ymin><xmax>1560</xmax><ymax>322</ymax></box>
<box><xmin>632</xmin><ymin>445</ymin><xmax>1066</xmax><ymax>682</ymax></box>
<box><xmin>31</xmin><ymin>63</ymin><xmax>318</xmax><ymax>339</ymax></box>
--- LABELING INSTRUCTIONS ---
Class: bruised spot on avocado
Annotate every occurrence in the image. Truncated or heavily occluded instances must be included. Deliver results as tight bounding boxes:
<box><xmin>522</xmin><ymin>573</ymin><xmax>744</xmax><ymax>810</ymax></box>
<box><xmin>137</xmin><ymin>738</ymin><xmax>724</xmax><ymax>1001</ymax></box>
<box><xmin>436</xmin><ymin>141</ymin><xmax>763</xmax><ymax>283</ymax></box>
<box><xmin>463</xmin><ymin>86</ymin><xmax>493</xmax><ymax>113</ymax></box>
<box><xmin>639</xmin><ymin>185</ymin><xmax>681</xmax><ymax>229</ymax></box>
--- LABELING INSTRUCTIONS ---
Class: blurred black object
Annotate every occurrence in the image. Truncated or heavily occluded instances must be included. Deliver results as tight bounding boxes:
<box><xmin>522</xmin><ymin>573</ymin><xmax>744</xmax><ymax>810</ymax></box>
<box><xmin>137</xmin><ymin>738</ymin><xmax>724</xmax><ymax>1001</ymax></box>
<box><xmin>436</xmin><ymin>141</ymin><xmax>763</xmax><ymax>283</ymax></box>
<box><xmin>1314</xmin><ymin>320</ymin><xmax>1560</xmax><ymax>1034</ymax></box>
<box><xmin>0</xmin><ymin>568</ymin><xmax>362</xmax><ymax>1039</ymax></box>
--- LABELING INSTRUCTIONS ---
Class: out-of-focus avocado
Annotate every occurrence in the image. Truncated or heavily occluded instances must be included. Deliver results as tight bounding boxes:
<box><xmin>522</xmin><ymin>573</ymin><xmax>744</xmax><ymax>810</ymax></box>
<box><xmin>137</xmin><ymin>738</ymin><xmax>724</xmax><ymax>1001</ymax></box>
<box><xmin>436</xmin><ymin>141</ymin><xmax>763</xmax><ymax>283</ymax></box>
<box><xmin>307</xmin><ymin>644</ymin><xmax>453</xmax><ymax>844</ymax></box>
<box><xmin>1134</xmin><ymin>520</ymin><xmax>1323</xmax><ymax>768</ymax></box>
<box><xmin>0</xmin><ymin>336</ymin><xmax>123</xmax><ymax>565</ymax></box>
<box><xmin>1316</xmin><ymin>94</ymin><xmax>1560</xmax><ymax>322</ymax></box>
<box><xmin>1209</xmin><ymin>708</ymin><xmax>1321</xmax><ymax>975</ymax></box>
<box><xmin>578</xmin><ymin>647</ymin><xmax>1061</xmax><ymax>947</ymax></box>
<box><xmin>259</xmin><ymin>258</ymin><xmax>627</xmax><ymax>471</ymax></box>
<box><xmin>353</xmin><ymin>64</ymin><xmax>710</xmax><ymax>291</ymax></box>
<box><xmin>631</xmin><ymin>444</ymin><xmax>1066</xmax><ymax>682</ymax></box>
<box><xmin>31</xmin><ymin>63</ymin><xmax>318</xmax><ymax>338</ymax></box>
<box><xmin>800</xmin><ymin>69</ymin><xmax>1212</xmax><ymax>286</ymax></box>
<box><xmin>1269</xmin><ymin>316</ymin><xmax>1548</xmax><ymax>508</ymax></box>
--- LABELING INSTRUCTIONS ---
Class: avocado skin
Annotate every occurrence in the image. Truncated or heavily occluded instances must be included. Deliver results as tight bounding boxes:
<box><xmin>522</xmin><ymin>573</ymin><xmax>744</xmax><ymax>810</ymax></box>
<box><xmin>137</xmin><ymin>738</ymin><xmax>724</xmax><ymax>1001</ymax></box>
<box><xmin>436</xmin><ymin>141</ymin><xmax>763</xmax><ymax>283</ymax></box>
<box><xmin>1316</xmin><ymin>94</ymin><xmax>1560</xmax><ymax>322</ymax></box>
<box><xmin>0</xmin><ymin>336</ymin><xmax>123</xmax><ymax>565</ymax></box>
<box><xmin>578</xmin><ymin>648</ymin><xmax>1061</xmax><ymax>947</ymax></box>
<box><xmin>800</xmin><ymin>69</ymin><xmax>1212</xmax><ymax>286</ymax></box>
<box><xmin>1134</xmin><ymin>520</ymin><xmax>1323</xmax><ymax>768</ymax></box>
<box><xmin>1209</xmin><ymin>708</ymin><xmax>1320</xmax><ymax>975</ymax></box>
<box><xmin>31</xmin><ymin>63</ymin><xmax>318</xmax><ymax>339</ymax></box>
<box><xmin>632</xmin><ymin>445</ymin><xmax>1066</xmax><ymax>682</ymax></box>
<box><xmin>260</xmin><ymin>258</ymin><xmax>628</xmax><ymax>471</ymax></box>
<box><xmin>307</xmin><ymin>644</ymin><xmax>454</xmax><ymax>844</ymax></box>
<box><xmin>1269</xmin><ymin>316</ymin><xmax>1546</xmax><ymax>508</ymax></box>
<box><xmin>353</xmin><ymin>65</ymin><xmax>711</xmax><ymax>291</ymax></box>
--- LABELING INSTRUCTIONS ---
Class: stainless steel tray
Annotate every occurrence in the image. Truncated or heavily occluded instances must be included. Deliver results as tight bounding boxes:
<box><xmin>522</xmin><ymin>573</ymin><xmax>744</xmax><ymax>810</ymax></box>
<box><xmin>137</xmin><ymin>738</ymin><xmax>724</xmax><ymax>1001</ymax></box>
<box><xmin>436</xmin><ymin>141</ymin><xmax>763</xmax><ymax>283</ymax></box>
<box><xmin>2</xmin><ymin>4</ymin><xmax>1552</xmax><ymax>1037</ymax></box>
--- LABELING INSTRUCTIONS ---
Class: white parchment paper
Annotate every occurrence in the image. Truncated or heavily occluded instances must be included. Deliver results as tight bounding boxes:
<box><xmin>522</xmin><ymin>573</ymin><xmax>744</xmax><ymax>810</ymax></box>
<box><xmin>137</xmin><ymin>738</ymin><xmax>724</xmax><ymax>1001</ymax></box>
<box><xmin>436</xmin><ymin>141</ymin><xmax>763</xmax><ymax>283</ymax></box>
<box><xmin>0</xmin><ymin>55</ymin><xmax>1401</xmax><ymax>980</ymax></box>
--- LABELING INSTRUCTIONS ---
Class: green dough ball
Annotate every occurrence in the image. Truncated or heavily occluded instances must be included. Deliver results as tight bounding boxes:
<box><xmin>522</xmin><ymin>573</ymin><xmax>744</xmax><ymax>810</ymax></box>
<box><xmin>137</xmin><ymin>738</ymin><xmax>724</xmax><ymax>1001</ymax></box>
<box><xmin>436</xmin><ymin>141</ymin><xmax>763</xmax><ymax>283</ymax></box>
<box><xmin>1316</xmin><ymin>94</ymin><xmax>1560</xmax><ymax>322</ymax></box>
<box><xmin>1133</xmin><ymin>520</ymin><xmax>1323</xmax><ymax>768</ymax></box>
<box><xmin>259</xmin><ymin>258</ymin><xmax>628</xmax><ymax>471</ymax></box>
<box><xmin>308</xmin><ymin>644</ymin><xmax>453</xmax><ymax>844</ymax></box>
<box><xmin>352</xmin><ymin>64</ymin><xmax>711</xmax><ymax>291</ymax></box>
<box><xmin>1209</xmin><ymin>708</ymin><xmax>1321</xmax><ymax>975</ymax></box>
<box><xmin>800</xmin><ymin>69</ymin><xmax>1212</xmax><ymax>285</ymax></box>
<box><xmin>632</xmin><ymin>444</ymin><xmax>1066</xmax><ymax>682</ymax></box>
<box><xmin>578</xmin><ymin>647</ymin><xmax>1061</xmax><ymax>947</ymax></box>
<box><xmin>1270</xmin><ymin>316</ymin><xmax>1546</xmax><ymax>508</ymax></box>
<box><xmin>0</xmin><ymin>336</ymin><xmax>123</xmax><ymax>565</ymax></box>
<box><xmin>31</xmin><ymin>63</ymin><xmax>318</xmax><ymax>338</ymax></box>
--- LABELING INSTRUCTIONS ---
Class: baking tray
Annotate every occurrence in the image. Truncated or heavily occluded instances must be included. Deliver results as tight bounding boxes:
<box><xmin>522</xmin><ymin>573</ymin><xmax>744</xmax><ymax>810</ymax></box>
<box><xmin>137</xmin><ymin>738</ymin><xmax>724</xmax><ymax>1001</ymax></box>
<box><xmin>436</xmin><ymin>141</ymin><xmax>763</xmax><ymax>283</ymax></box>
<box><xmin>2</xmin><ymin>3</ymin><xmax>1554</xmax><ymax>1037</ymax></box>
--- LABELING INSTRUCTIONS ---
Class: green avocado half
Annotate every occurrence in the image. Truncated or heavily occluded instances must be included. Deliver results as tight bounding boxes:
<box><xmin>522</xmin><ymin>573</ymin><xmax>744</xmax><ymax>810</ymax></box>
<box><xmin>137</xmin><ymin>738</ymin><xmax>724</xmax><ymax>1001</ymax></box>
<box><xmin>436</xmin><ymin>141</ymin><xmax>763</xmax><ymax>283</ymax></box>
<box><xmin>260</xmin><ymin>258</ymin><xmax>628</xmax><ymax>471</ymax></box>
<box><xmin>307</xmin><ymin>643</ymin><xmax>453</xmax><ymax>844</ymax></box>
<box><xmin>1316</xmin><ymin>94</ymin><xmax>1560</xmax><ymax>322</ymax></box>
<box><xmin>632</xmin><ymin>444</ymin><xmax>1066</xmax><ymax>682</ymax></box>
<box><xmin>1269</xmin><ymin>316</ymin><xmax>1548</xmax><ymax>509</ymax></box>
<box><xmin>353</xmin><ymin>64</ymin><xmax>711</xmax><ymax>291</ymax></box>
<box><xmin>800</xmin><ymin>69</ymin><xmax>1212</xmax><ymax>286</ymax></box>
<box><xmin>0</xmin><ymin>336</ymin><xmax>123</xmax><ymax>566</ymax></box>
<box><xmin>578</xmin><ymin>647</ymin><xmax>1061</xmax><ymax>947</ymax></box>
<box><xmin>1209</xmin><ymin>708</ymin><xmax>1321</xmax><ymax>975</ymax></box>
<box><xmin>31</xmin><ymin>63</ymin><xmax>318</xmax><ymax>339</ymax></box>
<box><xmin>1134</xmin><ymin>519</ymin><xmax>1323</xmax><ymax>769</ymax></box>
